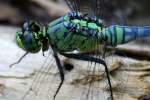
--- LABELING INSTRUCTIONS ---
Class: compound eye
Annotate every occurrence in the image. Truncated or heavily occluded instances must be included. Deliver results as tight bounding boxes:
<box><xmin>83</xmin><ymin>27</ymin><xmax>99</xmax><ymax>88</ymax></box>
<box><xmin>16</xmin><ymin>31</ymin><xmax>24</xmax><ymax>40</ymax></box>
<box><xmin>22</xmin><ymin>21</ymin><xmax>41</xmax><ymax>34</ymax></box>
<box><xmin>22</xmin><ymin>22</ymin><xmax>30</xmax><ymax>32</ymax></box>
<box><xmin>31</xmin><ymin>24</ymin><xmax>40</xmax><ymax>33</ymax></box>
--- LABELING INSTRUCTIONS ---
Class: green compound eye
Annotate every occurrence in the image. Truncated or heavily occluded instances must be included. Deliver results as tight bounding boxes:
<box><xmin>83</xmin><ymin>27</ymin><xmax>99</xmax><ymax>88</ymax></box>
<box><xmin>30</xmin><ymin>21</ymin><xmax>41</xmax><ymax>33</ymax></box>
<box><xmin>16</xmin><ymin>21</ymin><xmax>42</xmax><ymax>53</ymax></box>
<box><xmin>16</xmin><ymin>31</ymin><xmax>25</xmax><ymax>50</ymax></box>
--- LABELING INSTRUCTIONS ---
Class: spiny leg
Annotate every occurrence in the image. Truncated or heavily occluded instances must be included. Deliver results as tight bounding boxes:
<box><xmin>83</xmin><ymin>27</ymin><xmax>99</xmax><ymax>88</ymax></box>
<box><xmin>60</xmin><ymin>52</ymin><xmax>113</xmax><ymax>100</ymax></box>
<box><xmin>53</xmin><ymin>51</ymin><xmax>64</xmax><ymax>100</ymax></box>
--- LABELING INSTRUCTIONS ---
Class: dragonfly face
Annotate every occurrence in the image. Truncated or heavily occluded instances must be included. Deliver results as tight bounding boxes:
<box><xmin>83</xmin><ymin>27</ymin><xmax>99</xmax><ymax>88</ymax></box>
<box><xmin>16</xmin><ymin>21</ymin><xmax>42</xmax><ymax>53</ymax></box>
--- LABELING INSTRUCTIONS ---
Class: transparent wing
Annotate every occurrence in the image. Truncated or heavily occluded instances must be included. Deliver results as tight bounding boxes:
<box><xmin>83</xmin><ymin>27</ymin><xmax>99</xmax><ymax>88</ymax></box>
<box><xmin>64</xmin><ymin>0</ymin><xmax>93</xmax><ymax>15</ymax></box>
<box><xmin>63</xmin><ymin>0</ymin><xmax>123</xmax><ymax>24</ymax></box>
<box><xmin>20</xmin><ymin>49</ymin><xmax>58</xmax><ymax>100</ymax></box>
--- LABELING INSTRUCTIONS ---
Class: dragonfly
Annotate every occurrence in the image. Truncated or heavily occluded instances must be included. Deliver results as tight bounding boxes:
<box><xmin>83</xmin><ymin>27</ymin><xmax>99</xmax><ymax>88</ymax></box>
<box><xmin>10</xmin><ymin>0</ymin><xmax>150</xmax><ymax>100</ymax></box>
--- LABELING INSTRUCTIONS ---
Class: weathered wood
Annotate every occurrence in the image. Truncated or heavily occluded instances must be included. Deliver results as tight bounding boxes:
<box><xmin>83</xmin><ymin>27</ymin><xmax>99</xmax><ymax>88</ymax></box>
<box><xmin>0</xmin><ymin>27</ymin><xmax>150</xmax><ymax>100</ymax></box>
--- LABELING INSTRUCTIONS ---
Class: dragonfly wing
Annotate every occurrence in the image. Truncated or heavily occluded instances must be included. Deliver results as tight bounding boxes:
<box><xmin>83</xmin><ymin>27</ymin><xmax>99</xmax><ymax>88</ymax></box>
<box><xmin>64</xmin><ymin>0</ymin><xmax>93</xmax><ymax>15</ymax></box>
<box><xmin>63</xmin><ymin>0</ymin><xmax>123</xmax><ymax>24</ymax></box>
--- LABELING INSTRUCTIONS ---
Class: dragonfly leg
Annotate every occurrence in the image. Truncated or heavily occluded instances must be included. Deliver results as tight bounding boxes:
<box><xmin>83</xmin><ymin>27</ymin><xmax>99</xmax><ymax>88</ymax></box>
<box><xmin>53</xmin><ymin>51</ymin><xmax>64</xmax><ymax>100</ymax></box>
<box><xmin>9</xmin><ymin>52</ymin><xmax>28</xmax><ymax>67</ymax></box>
<box><xmin>60</xmin><ymin>52</ymin><xmax>113</xmax><ymax>100</ymax></box>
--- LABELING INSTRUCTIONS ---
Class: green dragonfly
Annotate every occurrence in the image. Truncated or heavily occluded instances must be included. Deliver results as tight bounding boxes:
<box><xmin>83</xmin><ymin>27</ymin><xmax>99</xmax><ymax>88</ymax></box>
<box><xmin>10</xmin><ymin>0</ymin><xmax>150</xmax><ymax>100</ymax></box>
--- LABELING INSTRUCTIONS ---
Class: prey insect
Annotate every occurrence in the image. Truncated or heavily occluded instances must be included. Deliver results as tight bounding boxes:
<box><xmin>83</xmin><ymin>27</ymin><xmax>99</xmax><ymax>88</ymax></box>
<box><xmin>11</xmin><ymin>0</ymin><xmax>150</xmax><ymax>100</ymax></box>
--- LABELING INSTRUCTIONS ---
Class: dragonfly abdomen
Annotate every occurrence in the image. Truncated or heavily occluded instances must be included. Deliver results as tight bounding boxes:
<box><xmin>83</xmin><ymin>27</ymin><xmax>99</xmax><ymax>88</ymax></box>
<box><xmin>104</xmin><ymin>25</ymin><xmax>150</xmax><ymax>46</ymax></box>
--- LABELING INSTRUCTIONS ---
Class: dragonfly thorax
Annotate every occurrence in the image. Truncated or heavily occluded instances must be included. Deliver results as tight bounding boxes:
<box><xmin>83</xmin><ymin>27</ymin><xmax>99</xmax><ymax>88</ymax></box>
<box><xmin>46</xmin><ymin>12</ymin><xmax>106</xmax><ymax>52</ymax></box>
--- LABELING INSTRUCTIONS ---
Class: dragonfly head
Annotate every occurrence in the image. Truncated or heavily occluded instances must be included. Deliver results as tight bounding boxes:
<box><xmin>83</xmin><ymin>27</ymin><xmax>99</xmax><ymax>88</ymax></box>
<box><xmin>16</xmin><ymin>20</ymin><xmax>43</xmax><ymax>53</ymax></box>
